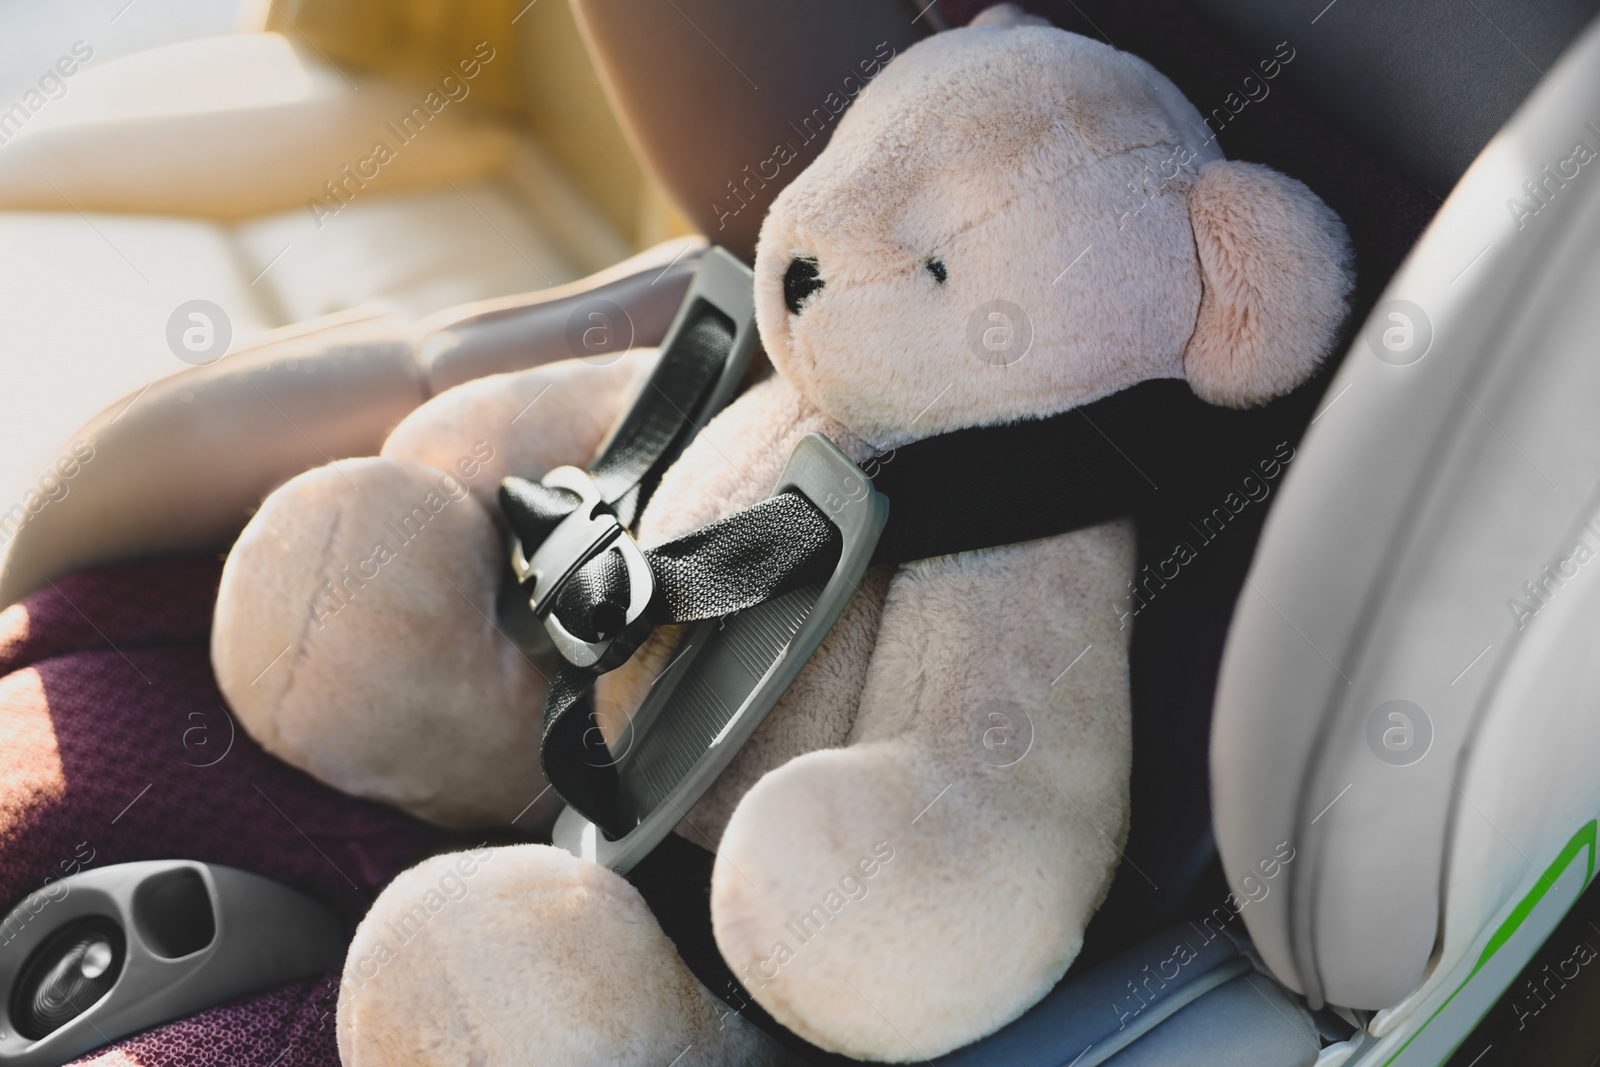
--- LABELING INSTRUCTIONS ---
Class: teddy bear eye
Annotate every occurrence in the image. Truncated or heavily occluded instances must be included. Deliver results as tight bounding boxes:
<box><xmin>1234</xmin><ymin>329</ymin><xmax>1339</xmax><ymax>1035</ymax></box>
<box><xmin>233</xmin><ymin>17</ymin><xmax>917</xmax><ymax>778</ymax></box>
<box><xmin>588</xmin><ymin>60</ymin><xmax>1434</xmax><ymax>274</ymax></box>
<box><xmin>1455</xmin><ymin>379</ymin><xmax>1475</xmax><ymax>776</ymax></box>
<box><xmin>783</xmin><ymin>257</ymin><xmax>824</xmax><ymax>315</ymax></box>
<box><xmin>926</xmin><ymin>258</ymin><xmax>948</xmax><ymax>285</ymax></box>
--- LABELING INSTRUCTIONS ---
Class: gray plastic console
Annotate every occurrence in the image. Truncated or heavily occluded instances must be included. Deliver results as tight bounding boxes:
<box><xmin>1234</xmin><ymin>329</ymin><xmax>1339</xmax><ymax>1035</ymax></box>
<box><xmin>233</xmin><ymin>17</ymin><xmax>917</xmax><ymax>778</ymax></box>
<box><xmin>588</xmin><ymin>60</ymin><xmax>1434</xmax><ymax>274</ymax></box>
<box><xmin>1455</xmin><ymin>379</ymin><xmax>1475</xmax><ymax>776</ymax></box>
<box><xmin>0</xmin><ymin>861</ymin><xmax>344</xmax><ymax>1066</ymax></box>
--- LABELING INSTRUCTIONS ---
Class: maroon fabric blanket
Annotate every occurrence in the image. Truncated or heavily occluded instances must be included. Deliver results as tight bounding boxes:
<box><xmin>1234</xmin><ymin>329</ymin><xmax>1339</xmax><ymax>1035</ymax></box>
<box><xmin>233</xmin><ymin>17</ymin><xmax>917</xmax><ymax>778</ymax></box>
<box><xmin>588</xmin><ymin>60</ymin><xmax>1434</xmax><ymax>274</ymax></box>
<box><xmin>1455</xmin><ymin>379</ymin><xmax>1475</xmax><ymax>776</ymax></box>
<box><xmin>0</xmin><ymin>557</ymin><xmax>458</xmax><ymax>1065</ymax></box>
<box><xmin>68</xmin><ymin>976</ymin><xmax>343</xmax><ymax>1067</ymax></box>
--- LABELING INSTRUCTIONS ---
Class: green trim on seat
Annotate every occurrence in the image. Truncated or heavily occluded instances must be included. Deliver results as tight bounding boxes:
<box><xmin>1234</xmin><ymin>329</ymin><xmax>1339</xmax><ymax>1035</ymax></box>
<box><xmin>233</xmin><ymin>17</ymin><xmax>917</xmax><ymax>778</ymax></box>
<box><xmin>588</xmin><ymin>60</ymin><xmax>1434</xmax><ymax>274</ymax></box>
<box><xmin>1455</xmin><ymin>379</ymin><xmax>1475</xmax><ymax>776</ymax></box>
<box><xmin>1382</xmin><ymin>819</ymin><xmax>1597</xmax><ymax>1066</ymax></box>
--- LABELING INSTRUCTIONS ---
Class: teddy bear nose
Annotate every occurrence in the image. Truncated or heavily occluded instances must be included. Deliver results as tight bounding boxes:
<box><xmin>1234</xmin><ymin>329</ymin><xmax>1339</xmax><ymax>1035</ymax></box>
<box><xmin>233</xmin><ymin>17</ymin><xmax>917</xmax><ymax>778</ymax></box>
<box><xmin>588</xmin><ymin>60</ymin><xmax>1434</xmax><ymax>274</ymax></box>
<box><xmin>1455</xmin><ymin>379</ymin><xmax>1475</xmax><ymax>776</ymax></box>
<box><xmin>783</xmin><ymin>257</ymin><xmax>824</xmax><ymax>316</ymax></box>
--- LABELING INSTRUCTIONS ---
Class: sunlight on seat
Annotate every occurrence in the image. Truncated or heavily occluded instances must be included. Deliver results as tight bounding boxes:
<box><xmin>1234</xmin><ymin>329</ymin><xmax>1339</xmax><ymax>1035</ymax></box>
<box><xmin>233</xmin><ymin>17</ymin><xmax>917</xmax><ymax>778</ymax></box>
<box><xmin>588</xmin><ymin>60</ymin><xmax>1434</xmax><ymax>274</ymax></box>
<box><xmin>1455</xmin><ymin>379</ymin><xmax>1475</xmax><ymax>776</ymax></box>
<box><xmin>13</xmin><ymin>34</ymin><xmax>322</xmax><ymax>133</ymax></box>
<box><xmin>0</xmin><ymin>666</ymin><xmax>66</xmax><ymax>833</ymax></box>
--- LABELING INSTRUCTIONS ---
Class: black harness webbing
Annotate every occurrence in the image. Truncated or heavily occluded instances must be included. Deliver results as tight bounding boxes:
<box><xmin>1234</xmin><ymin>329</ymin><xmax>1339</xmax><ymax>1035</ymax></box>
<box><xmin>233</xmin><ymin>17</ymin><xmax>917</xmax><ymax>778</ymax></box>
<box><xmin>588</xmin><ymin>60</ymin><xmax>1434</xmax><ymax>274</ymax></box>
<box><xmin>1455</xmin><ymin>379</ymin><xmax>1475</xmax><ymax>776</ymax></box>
<box><xmin>497</xmin><ymin>284</ymin><xmax>784</xmax><ymax>833</ymax></box>
<box><xmin>867</xmin><ymin>378</ymin><xmax>1288</xmax><ymax>564</ymax></box>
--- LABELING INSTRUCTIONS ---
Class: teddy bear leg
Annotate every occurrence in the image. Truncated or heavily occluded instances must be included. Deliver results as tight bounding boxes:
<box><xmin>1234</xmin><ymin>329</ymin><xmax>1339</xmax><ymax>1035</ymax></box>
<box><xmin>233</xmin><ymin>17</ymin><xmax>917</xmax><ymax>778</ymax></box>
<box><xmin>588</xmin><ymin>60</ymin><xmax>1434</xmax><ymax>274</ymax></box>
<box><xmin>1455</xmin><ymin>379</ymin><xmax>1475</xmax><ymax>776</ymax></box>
<box><xmin>710</xmin><ymin>525</ymin><xmax>1136</xmax><ymax>1061</ymax></box>
<box><xmin>215</xmin><ymin>354</ymin><xmax>660</xmax><ymax>830</ymax></box>
<box><xmin>338</xmin><ymin>844</ymin><xmax>799</xmax><ymax>1067</ymax></box>
<box><xmin>214</xmin><ymin>455</ymin><xmax>555</xmax><ymax>829</ymax></box>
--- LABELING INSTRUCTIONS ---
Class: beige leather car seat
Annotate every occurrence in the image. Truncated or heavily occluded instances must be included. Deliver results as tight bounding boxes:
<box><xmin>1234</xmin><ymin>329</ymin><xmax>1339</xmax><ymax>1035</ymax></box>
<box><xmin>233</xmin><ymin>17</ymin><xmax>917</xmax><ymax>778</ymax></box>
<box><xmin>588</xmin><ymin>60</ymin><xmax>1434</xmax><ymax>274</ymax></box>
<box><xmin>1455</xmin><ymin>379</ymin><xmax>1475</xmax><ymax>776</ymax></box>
<box><xmin>0</xmin><ymin>10</ymin><xmax>642</xmax><ymax>530</ymax></box>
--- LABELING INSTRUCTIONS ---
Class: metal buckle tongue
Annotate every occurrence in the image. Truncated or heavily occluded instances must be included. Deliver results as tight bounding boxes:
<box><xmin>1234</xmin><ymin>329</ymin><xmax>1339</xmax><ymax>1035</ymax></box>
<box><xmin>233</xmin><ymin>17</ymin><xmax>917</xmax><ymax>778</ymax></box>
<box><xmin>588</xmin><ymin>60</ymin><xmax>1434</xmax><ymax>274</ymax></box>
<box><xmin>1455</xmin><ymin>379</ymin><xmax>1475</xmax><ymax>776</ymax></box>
<box><xmin>509</xmin><ymin>466</ymin><xmax>655</xmax><ymax>672</ymax></box>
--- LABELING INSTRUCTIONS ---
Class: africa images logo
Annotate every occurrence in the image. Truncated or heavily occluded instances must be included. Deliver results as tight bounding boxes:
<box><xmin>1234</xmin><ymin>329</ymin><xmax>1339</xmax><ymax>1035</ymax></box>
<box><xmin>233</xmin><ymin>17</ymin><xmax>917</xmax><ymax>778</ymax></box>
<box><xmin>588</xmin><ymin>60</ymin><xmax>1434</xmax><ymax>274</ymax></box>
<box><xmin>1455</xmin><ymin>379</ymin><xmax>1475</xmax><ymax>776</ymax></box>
<box><xmin>166</xmin><ymin>300</ymin><xmax>232</xmax><ymax>365</ymax></box>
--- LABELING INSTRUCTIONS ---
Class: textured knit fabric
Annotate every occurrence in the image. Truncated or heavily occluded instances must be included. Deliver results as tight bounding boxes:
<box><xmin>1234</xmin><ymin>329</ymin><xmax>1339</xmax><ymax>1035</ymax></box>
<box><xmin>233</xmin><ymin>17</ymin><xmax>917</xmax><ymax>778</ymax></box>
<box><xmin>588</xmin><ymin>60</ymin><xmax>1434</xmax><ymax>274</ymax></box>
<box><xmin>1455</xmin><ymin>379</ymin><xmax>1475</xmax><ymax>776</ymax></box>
<box><xmin>0</xmin><ymin>556</ymin><xmax>461</xmax><ymax>1063</ymax></box>
<box><xmin>66</xmin><ymin>975</ymin><xmax>343</xmax><ymax>1067</ymax></box>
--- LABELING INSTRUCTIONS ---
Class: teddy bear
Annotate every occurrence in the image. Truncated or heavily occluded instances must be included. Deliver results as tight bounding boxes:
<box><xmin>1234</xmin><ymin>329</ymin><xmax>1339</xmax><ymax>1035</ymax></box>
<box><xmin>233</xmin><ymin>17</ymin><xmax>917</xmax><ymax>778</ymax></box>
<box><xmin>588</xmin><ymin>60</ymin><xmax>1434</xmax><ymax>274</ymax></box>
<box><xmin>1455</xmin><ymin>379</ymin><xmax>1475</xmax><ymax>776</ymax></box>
<box><xmin>210</xmin><ymin>5</ymin><xmax>1352</xmax><ymax>1062</ymax></box>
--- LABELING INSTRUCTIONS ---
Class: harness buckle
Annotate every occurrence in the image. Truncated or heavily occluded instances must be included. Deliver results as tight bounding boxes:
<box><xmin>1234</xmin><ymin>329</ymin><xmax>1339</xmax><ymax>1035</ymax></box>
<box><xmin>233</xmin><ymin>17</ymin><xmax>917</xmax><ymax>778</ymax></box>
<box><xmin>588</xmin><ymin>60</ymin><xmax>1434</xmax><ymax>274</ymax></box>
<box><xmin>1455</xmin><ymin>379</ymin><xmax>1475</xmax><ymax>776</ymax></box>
<box><xmin>510</xmin><ymin>466</ymin><xmax>655</xmax><ymax>673</ymax></box>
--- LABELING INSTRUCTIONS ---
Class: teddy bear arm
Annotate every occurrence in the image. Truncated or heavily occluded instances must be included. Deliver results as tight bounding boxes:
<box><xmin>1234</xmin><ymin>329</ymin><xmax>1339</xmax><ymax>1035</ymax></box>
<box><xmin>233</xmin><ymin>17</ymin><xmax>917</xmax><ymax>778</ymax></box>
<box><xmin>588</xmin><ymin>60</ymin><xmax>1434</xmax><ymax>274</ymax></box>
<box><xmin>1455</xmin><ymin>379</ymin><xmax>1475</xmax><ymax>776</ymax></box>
<box><xmin>382</xmin><ymin>350</ymin><xmax>660</xmax><ymax>512</ymax></box>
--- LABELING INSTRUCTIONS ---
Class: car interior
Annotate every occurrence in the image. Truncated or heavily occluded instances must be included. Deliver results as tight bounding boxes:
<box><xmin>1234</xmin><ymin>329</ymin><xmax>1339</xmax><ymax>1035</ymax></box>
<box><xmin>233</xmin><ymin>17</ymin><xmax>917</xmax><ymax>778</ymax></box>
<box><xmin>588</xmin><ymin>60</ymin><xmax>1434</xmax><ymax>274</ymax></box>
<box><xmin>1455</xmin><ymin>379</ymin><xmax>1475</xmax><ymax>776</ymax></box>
<box><xmin>3</xmin><ymin>0</ymin><xmax>1600</xmax><ymax>1064</ymax></box>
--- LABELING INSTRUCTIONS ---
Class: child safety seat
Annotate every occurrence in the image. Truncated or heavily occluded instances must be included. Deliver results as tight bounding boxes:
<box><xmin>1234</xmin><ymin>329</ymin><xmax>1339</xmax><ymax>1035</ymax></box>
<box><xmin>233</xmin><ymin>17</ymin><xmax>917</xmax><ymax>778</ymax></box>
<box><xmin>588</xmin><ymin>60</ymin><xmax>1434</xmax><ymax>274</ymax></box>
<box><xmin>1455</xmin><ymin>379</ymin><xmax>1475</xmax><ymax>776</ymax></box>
<box><xmin>3</xmin><ymin>0</ymin><xmax>1599</xmax><ymax>1063</ymax></box>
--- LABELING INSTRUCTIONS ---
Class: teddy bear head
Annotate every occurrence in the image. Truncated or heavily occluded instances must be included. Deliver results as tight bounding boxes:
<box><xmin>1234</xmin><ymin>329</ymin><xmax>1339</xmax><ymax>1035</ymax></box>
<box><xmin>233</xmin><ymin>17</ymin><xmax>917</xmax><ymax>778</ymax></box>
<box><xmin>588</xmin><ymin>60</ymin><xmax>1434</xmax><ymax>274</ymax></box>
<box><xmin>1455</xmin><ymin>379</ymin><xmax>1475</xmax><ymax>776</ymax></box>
<box><xmin>754</xmin><ymin>5</ymin><xmax>1353</xmax><ymax>449</ymax></box>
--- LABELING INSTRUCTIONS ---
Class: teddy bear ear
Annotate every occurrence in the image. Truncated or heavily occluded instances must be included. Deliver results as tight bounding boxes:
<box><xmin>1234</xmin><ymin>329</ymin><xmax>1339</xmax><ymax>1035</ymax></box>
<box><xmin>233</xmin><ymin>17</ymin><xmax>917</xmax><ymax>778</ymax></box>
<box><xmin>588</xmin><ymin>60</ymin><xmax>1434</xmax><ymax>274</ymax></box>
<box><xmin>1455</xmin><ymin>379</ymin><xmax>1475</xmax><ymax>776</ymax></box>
<box><xmin>1182</xmin><ymin>159</ymin><xmax>1355</xmax><ymax>408</ymax></box>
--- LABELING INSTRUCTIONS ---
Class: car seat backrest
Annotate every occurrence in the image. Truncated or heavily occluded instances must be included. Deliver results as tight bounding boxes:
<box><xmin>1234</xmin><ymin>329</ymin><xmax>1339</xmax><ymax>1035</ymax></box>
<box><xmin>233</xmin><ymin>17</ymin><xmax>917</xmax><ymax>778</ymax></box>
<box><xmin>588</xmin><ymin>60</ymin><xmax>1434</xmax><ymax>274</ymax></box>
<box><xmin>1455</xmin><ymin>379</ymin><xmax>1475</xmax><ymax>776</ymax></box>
<box><xmin>570</xmin><ymin>0</ymin><xmax>932</xmax><ymax>261</ymax></box>
<box><xmin>1187</xmin><ymin>0</ymin><xmax>1600</xmax><ymax>197</ymax></box>
<box><xmin>574</xmin><ymin>0</ymin><xmax>1600</xmax><ymax>250</ymax></box>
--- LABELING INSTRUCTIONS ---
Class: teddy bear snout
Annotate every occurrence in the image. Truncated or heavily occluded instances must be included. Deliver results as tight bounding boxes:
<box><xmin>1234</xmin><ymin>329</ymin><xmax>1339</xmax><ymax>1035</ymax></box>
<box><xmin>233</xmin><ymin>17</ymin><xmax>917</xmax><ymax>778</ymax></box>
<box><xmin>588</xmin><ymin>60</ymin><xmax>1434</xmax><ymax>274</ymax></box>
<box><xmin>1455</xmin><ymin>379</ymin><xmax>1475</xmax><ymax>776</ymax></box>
<box><xmin>782</xmin><ymin>255</ymin><xmax>824</xmax><ymax>316</ymax></box>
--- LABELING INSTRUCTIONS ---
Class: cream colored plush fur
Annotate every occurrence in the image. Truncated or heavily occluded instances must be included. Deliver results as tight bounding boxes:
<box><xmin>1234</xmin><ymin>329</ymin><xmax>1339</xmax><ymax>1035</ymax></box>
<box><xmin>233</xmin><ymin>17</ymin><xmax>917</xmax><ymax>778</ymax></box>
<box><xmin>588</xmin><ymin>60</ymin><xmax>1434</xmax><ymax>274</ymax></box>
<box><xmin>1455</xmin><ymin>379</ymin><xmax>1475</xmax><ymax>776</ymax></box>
<box><xmin>213</xmin><ymin>5</ymin><xmax>1351</xmax><ymax>1062</ymax></box>
<box><xmin>336</xmin><ymin>846</ymin><xmax>794</xmax><ymax>1067</ymax></box>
